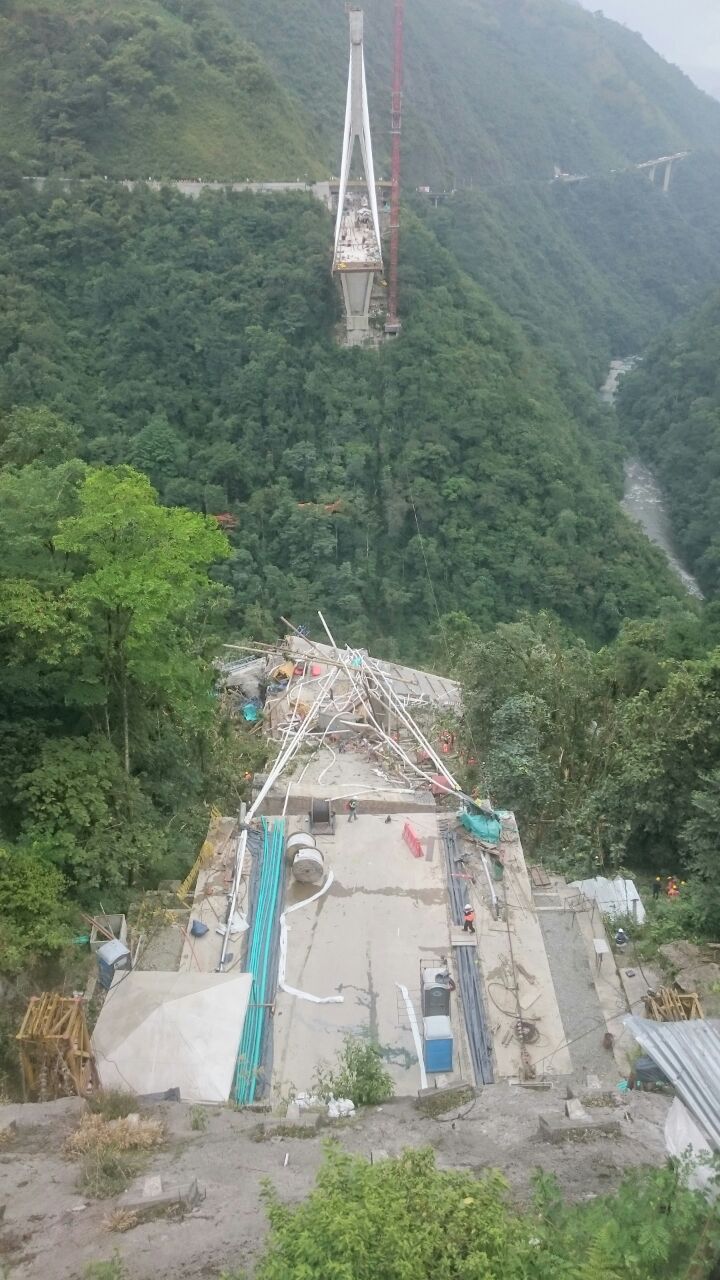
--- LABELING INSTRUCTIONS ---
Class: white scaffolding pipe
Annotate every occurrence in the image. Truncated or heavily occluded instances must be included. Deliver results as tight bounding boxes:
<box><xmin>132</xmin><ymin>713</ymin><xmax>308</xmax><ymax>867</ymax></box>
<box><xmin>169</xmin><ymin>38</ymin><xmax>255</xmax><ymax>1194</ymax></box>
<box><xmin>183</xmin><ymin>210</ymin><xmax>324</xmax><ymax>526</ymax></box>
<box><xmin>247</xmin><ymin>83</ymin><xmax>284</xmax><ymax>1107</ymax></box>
<box><xmin>334</xmin><ymin>640</ymin><xmax>498</xmax><ymax>913</ymax></box>
<box><xmin>219</xmin><ymin>665</ymin><xmax>341</xmax><ymax>968</ymax></box>
<box><xmin>365</xmin><ymin>659</ymin><xmax>460</xmax><ymax>790</ymax></box>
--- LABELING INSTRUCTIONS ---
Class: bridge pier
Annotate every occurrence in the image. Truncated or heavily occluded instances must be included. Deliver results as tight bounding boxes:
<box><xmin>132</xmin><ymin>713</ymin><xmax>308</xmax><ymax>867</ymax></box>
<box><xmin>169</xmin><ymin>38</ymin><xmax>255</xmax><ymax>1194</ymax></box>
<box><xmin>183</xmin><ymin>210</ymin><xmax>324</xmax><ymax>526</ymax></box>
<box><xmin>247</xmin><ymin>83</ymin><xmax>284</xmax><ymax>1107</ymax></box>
<box><xmin>338</xmin><ymin>269</ymin><xmax>376</xmax><ymax>345</ymax></box>
<box><xmin>639</xmin><ymin>151</ymin><xmax>688</xmax><ymax>193</ymax></box>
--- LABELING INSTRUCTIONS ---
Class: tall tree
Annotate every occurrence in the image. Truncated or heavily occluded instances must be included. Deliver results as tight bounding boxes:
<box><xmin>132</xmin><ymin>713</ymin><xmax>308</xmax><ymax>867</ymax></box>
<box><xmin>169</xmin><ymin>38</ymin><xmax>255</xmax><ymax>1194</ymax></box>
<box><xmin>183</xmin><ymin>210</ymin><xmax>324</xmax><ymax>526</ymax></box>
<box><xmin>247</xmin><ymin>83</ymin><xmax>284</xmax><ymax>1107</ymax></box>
<box><xmin>54</xmin><ymin>466</ymin><xmax>229</xmax><ymax>772</ymax></box>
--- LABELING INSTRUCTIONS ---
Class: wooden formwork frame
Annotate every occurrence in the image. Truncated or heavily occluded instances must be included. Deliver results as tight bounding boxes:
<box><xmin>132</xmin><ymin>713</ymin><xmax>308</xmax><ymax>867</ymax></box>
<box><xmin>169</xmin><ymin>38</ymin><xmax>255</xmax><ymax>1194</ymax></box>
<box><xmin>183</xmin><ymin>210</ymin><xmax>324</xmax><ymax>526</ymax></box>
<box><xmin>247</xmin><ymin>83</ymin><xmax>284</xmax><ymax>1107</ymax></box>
<box><xmin>16</xmin><ymin>993</ymin><xmax>98</xmax><ymax>1100</ymax></box>
<box><xmin>644</xmin><ymin>985</ymin><xmax>703</xmax><ymax>1022</ymax></box>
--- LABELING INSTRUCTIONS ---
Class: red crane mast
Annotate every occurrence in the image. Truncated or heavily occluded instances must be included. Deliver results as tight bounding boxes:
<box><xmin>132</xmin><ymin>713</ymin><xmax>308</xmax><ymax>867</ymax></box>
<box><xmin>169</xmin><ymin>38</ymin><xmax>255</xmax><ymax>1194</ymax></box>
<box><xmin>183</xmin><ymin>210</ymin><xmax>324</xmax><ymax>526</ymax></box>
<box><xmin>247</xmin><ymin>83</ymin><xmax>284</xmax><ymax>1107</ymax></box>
<box><xmin>385</xmin><ymin>0</ymin><xmax>404</xmax><ymax>336</ymax></box>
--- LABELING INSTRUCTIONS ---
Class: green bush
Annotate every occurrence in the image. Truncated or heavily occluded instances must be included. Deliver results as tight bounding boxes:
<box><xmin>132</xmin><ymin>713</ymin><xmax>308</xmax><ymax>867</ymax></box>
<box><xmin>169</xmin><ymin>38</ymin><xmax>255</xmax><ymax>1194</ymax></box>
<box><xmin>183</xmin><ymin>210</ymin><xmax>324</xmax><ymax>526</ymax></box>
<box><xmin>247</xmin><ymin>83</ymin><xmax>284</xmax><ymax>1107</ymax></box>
<box><xmin>250</xmin><ymin>1147</ymin><xmax>712</xmax><ymax>1280</ymax></box>
<box><xmin>87</xmin><ymin>1091</ymin><xmax>139</xmax><ymax>1121</ymax></box>
<box><xmin>315</xmin><ymin>1037</ymin><xmax>394</xmax><ymax>1108</ymax></box>
<box><xmin>190</xmin><ymin>1104</ymin><xmax>209</xmax><ymax>1131</ymax></box>
<box><xmin>79</xmin><ymin>1149</ymin><xmax>144</xmax><ymax>1199</ymax></box>
<box><xmin>83</xmin><ymin>1256</ymin><xmax>127</xmax><ymax>1280</ymax></box>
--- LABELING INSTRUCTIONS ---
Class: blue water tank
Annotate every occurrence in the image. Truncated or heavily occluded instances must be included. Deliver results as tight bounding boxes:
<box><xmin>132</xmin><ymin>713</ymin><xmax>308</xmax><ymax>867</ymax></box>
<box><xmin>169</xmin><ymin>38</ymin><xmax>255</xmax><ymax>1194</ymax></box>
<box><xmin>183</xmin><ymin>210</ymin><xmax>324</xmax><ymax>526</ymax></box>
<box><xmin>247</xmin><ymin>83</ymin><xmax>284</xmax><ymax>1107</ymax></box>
<box><xmin>423</xmin><ymin>1015</ymin><xmax>454</xmax><ymax>1073</ymax></box>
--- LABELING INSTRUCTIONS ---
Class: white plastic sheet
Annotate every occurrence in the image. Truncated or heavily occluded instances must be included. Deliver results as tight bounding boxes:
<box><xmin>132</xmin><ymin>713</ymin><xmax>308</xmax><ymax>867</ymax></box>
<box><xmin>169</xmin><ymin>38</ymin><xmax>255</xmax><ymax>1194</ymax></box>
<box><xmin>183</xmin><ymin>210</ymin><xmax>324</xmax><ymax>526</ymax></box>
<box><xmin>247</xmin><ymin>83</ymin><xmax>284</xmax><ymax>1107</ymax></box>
<box><xmin>396</xmin><ymin>982</ymin><xmax>427</xmax><ymax>1090</ymax></box>
<box><xmin>278</xmin><ymin>870</ymin><xmax>344</xmax><ymax>1004</ymax></box>
<box><xmin>665</xmin><ymin>1097</ymin><xmax>717</xmax><ymax>1195</ymax></box>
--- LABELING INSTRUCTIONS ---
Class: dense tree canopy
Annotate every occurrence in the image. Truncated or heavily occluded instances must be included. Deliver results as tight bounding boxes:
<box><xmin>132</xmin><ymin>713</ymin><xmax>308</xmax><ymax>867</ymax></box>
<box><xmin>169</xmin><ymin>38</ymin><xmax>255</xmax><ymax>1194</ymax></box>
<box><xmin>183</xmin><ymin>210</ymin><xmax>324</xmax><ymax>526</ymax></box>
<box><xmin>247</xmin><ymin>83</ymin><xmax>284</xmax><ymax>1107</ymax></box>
<box><xmin>0</xmin><ymin>0</ymin><xmax>324</xmax><ymax>177</ymax></box>
<box><xmin>225</xmin><ymin>0</ymin><xmax>720</xmax><ymax>186</ymax></box>
<box><xmin>0</xmin><ymin>0</ymin><xmax>719</xmax><ymax>995</ymax></box>
<box><xmin>0</xmin><ymin>437</ymin><xmax>236</xmax><ymax>969</ymax></box>
<box><xmin>0</xmin><ymin>179</ymin><xmax>683</xmax><ymax>665</ymax></box>
<box><xmin>422</xmin><ymin>156</ymin><xmax>720</xmax><ymax>393</ymax></box>
<box><xmin>453</xmin><ymin>604</ymin><xmax>720</xmax><ymax>933</ymax></box>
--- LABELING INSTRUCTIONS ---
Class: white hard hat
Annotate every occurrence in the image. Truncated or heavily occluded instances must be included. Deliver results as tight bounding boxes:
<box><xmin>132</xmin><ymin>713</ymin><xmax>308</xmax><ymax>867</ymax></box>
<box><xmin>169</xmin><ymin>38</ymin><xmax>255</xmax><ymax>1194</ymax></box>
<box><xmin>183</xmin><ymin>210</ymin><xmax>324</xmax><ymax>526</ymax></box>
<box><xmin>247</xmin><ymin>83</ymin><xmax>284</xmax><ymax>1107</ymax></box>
<box><xmin>464</xmin><ymin>903</ymin><xmax>472</xmax><ymax>911</ymax></box>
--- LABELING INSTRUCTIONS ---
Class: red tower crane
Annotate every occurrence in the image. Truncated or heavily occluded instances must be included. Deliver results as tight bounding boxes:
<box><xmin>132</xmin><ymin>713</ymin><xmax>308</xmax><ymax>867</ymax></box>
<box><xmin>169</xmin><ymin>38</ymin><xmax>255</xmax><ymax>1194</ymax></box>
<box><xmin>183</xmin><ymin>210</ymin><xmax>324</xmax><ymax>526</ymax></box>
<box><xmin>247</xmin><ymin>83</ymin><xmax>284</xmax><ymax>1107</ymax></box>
<box><xmin>385</xmin><ymin>0</ymin><xmax>404</xmax><ymax>336</ymax></box>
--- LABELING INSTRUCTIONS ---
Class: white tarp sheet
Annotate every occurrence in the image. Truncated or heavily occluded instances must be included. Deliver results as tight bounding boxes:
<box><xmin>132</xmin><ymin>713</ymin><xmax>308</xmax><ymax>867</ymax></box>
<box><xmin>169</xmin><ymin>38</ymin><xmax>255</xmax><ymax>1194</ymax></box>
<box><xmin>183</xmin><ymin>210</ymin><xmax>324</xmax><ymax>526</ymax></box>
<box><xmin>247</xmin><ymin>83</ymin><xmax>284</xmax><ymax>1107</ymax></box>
<box><xmin>665</xmin><ymin>1097</ymin><xmax>716</xmax><ymax>1194</ymax></box>
<box><xmin>569</xmin><ymin>875</ymin><xmax>646</xmax><ymax>923</ymax></box>
<box><xmin>92</xmin><ymin>970</ymin><xmax>252</xmax><ymax>1103</ymax></box>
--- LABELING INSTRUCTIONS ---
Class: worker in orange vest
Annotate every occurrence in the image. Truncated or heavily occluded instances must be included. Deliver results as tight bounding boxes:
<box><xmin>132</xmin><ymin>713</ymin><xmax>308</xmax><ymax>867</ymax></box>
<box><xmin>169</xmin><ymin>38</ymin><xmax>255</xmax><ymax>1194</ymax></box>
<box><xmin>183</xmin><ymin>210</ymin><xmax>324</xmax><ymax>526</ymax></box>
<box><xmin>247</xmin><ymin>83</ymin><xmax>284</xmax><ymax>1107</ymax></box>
<box><xmin>463</xmin><ymin>903</ymin><xmax>476</xmax><ymax>934</ymax></box>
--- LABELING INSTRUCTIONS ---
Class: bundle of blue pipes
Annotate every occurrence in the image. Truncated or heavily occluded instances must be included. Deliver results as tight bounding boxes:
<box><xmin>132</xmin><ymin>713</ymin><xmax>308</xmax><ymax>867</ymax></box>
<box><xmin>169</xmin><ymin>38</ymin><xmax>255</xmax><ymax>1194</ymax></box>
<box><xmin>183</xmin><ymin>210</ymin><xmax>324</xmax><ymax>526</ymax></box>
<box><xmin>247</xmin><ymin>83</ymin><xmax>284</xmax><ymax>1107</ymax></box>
<box><xmin>234</xmin><ymin>817</ymin><xmax>286</xmax><ymax>1104</ymax></box>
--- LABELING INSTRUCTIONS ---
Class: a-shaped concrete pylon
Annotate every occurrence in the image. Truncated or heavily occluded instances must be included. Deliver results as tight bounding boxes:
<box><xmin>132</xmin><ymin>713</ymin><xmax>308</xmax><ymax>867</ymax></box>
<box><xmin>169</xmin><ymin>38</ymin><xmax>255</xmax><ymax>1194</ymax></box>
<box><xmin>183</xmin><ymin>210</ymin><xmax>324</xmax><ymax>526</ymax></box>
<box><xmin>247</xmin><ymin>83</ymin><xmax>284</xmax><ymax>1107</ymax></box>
<box><xmin>333</xmin><ymin>8</ymin><xmax>383</xmax><ymax>344</ymax></box>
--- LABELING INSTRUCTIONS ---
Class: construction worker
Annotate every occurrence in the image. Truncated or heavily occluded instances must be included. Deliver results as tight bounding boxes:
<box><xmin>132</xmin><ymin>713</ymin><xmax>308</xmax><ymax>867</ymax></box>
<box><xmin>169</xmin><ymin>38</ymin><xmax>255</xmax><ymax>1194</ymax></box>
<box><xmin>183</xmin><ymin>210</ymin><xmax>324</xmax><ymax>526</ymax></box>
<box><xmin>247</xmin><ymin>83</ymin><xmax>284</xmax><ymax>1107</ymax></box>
<box><xmin>348</xmin><ymin>797</ymin><xmax>358</xmax><ymax>823</ymax></box>
<box><xmin>652</xmin><ymin>876</ymin><xmax>661</xmax><ymax>900</ymax></box>
<box><xmin>463</xmin><ymin>902</ymin><xmax>476</xmax><ymax>934</ymax></box>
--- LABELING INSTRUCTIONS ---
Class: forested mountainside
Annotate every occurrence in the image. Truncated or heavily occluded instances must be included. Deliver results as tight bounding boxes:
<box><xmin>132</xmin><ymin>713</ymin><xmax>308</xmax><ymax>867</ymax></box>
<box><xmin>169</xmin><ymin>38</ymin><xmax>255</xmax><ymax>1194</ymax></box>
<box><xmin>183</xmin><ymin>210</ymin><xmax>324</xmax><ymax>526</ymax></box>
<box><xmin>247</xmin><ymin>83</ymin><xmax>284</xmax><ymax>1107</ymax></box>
<box><xmin>0</xmin><ymin>0</ymin><xmax>325</xmax><ymax>177</ymax></box>
<box><xmin>4</xmin><ymin>0</ymin><xmax>720</xmax><ymax>184</ymax></box>
<box><xmin>223</xmin><ymin>0</ymin><xmax>720</xmax><ymax>184</ymax></box>
<box><xmin>421</xmin><ymin>155</ymin><xmax>720</xmax><ymax>387</ymax></box>
<box><xmin>617</xmin><ymin>293</ymin><xmax>720</xmax><ymax>595</ymax></box>
<box><xmin>4</xmin><ymin>0</ymin><xmax>720</xmax><ymax>385</ymax></box>
<box><xmin>0</xmin><ymin>177</ymin><xmax>680</xmax><ymax>663</ymax></box>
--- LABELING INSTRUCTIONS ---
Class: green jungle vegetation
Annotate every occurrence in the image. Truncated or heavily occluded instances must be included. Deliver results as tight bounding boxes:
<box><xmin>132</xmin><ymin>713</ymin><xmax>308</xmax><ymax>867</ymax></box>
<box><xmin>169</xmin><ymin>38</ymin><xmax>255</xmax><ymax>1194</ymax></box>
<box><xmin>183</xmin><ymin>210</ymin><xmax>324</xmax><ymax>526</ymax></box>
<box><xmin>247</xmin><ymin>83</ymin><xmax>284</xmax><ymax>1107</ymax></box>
<box><xmin>617</xmin><ymin>291</ymin><xmax>720</xmax><ymax>595</ymax></box>
<box><xmin>0</xmin><ymin>0</ymin><xmax>719</xmax><ymax>1023</ymax></box>
<box><xmin>0</xmin><ymin>175</ymin><xmax>682</xmax><ymax>648</ymax></box>
<box><xmin>243</xmin><ymin>1146</ymin><xmax>716</xmax><ymax>1280</ymax></box>
<box><xmin>0</xmin><ymin>451</ymin><xmax>243</xmax><ymax>974</ymax></box>
<box><xmin>446</xmin><ymin>606</ymin><xmax>720</xmax><ymax>934</ymax></box>
<box><xmin>5</xmin><ymin>0</ymin><xmax>720</xmax><ymax>192</ymax></box>
<box><xmin>0</xmin><ymin>0</ymin><xmax>325</xmax><ymax>177</ymax></box>
<box><xmin>421</xmin><ymin>155</ymin><xmax>720</xmax><ymax>389</ymax></box>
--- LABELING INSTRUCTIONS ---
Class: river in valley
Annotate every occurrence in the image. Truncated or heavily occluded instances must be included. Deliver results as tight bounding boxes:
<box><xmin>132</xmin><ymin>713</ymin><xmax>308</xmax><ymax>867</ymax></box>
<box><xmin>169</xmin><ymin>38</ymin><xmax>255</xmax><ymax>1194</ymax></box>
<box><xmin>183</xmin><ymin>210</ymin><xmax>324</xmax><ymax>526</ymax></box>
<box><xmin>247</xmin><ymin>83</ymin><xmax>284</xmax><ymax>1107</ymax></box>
<box><xmin>601</xmin><ymin>358</ymin><xmax>704</xmax><ymax>601</ymax></box>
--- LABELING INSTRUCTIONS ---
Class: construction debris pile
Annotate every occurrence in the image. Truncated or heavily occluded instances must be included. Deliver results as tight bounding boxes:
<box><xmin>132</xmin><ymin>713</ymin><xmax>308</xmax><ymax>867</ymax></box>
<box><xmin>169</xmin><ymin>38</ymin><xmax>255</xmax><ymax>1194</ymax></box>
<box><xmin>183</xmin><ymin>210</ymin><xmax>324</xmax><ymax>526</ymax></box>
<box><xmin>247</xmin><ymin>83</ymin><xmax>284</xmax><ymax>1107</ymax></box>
<box><xmin>220</xmin><ymin>623</ymin><xmax>467</xmax><ymax>812</ymax></box>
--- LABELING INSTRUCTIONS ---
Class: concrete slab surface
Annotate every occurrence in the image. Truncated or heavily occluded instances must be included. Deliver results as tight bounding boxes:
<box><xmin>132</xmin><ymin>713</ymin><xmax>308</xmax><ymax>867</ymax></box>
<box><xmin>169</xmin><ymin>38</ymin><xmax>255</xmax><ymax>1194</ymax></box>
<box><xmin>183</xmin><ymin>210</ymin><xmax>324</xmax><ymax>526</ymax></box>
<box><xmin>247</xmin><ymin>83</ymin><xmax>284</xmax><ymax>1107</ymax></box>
<box><xmin>275</xmin><ymin>743</ymin><xmax>429</xmax><ymax>809</ymax></box>
<box><xmin>179</xmin><ymin>820</ymin><xmax>240</xmax><ymax>975</ymax></box>
<box><xmin>543</xmin><ymin>875</ymin><xmax>656</xmax><ymax>1077</ymax></box>
<box><xmin>470</xmin><ymin>816</ymin><xmax>572</xmax><ymax>1079</ymax></box>
<box><xmin>272</xmin><ymin>810</ymin><xmax>469</xmax><ymax>1097</ymax></box>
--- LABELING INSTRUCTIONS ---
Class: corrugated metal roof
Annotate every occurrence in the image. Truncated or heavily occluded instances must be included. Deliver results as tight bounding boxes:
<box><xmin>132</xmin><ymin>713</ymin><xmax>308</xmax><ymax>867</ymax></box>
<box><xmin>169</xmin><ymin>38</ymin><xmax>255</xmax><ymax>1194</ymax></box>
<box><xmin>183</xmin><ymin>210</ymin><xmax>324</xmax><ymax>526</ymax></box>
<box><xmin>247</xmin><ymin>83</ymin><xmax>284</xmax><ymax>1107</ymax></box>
<box><xmin>570</xmin><ymin>876</ymin><xmax>647</xmax><ymax>923</ymax></box>
<box><xmin>625</xmin><ymin>1016</ymin><xmax>720</xmax><ymax>1149</ymax></box>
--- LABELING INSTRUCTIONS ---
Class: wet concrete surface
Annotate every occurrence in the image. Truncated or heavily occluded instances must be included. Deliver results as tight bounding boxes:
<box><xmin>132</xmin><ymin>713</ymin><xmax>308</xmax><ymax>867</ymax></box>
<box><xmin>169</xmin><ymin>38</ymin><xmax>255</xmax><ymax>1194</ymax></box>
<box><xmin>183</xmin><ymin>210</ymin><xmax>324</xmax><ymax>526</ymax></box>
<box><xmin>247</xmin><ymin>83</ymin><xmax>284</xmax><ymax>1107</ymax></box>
<box><xmin>271</xmin><ymin>809</ymin><xmax>466</xmax><ymax>1098</ymax></box>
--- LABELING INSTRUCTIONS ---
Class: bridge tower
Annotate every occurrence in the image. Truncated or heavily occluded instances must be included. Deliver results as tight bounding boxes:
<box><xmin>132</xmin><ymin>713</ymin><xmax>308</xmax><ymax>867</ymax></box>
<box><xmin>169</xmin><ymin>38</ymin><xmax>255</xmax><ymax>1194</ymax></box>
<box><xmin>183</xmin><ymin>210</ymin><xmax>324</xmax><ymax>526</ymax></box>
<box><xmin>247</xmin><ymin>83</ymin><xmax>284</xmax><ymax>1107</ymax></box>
<box><xmin>333</xmin><ymin>8</ymin><xmax>383</xmax><ymax>346</ymax></box>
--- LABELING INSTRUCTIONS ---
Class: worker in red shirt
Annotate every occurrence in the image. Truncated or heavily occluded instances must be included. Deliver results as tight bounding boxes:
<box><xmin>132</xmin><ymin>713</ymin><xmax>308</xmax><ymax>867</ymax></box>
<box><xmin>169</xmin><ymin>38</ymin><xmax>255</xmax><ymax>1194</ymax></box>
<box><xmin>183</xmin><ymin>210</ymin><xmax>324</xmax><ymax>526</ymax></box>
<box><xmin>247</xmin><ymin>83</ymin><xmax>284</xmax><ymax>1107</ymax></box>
<box><xmin>463</xmin><ymin>902</ymin><xmax>476</xmax><ymax>934</ymax></box>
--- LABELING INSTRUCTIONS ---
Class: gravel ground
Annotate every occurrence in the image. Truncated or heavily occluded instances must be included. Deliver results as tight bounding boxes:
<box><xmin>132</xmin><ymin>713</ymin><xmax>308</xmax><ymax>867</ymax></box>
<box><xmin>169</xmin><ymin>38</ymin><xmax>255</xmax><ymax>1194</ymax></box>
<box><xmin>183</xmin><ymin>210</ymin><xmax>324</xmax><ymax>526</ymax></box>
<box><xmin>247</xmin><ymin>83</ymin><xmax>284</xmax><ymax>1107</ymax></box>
<box><xmin>539</xmin><ymin>909</ymin><xmax>618</xmax><ymax>1084</ymax></box>
<box><xmin>0</xmin><ymin>1088</ymin><xmax>671</xmax><ymax>1279</ymax></box>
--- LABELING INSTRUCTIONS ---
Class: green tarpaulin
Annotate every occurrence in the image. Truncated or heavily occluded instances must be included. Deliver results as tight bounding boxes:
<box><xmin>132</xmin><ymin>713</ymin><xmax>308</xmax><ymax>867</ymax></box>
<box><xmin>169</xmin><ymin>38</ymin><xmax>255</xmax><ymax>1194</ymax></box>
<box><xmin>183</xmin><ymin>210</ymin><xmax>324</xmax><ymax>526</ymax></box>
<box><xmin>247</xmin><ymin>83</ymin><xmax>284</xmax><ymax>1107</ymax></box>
<box><xmin>459</xmin><ymin>810</ymin><xmax>502</xmax><ymax>843</ymax></box>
